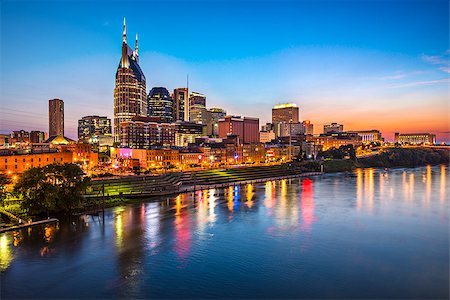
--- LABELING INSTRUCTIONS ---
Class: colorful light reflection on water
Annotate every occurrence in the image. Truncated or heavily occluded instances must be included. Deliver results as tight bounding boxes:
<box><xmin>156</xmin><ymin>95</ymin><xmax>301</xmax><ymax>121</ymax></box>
<box><xmin>1</xmin><ymin>165</ymin><xmax>448</xmax><ymax>299</ymax></box>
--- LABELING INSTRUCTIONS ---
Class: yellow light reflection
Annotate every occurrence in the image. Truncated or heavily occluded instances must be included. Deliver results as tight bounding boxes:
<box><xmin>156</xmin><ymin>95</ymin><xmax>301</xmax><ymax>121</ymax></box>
<box><xmin>13</xmin><ymin>231</ymin><xmax>22</xmax><ymax>247</ymax></box>
<box><xmin>379</xmin><ymin>171</ymin><xmax>385</xmax><ymax>196</ymax></box>
<box><xmin>44</xmin><ymin>224</ymin><xmax>56</xmax><ymax>243</ymax></box>
<box><xmin>0</xmin><ymin>234</ymin><xmax>13</xmax><ymax>271</ymax></box>
<box><xmin>409</xmin><ymin>173</ymin><xmax>414</xmax><ymax>200</ymax></box>
<box><xmin>246</xmin><ymin>183</ymin><xmax>254</xmax><ymax>208</ymax></box>
<box><xmin>425</xmin><ymin>165</ymin><xmax>431</xmax><ymax>204</ymax></box>
<box><xmin>197</xmin><ymin>192</ymin><xmax>208</xmax><ymax>233</ymax></box>
<box><xmin>367</xmin><ymin>169</ymin><xmax>374</xmax><ymax>212</ymax></box>
<box><xmin>356</xmin><ymin>169</ymin><xmax>363</xmax><ymax>209</ymax></box>
<box><xmin>115</xmin><ymin>207</ymin><xmax>124</xmax><ymax>249</ymax></box>
<box><xmin>227</xmin><ymin>186</ymin><xmax>234</xmax><ymax>211</ymax></box>
<box><xmin>175</xmin><ymin>195</ymin><xmax>182</xmax><ymax>215</ymax></box>
<box><xmin>208</xmin><ymin>188</ymin><xmax>217</xmax><ymax>224</ymax></box>
<box><xmin>402</xmin><ymin>171</ymin><xmax>409</xmax><ymax>201</ymax></box>
<box><xmin>264</xmin><ymin>181</ymin><xmax>276</xmax><ymax>209</ymax></box>
<box><xmin>440</xmin><ymin>165</ymin><xmax>446</xmax><ymax>202</ymax></box>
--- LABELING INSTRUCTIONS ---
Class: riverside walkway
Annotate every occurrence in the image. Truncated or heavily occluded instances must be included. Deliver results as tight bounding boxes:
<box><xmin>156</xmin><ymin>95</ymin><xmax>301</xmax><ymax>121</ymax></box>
<box><xmin>84</xmin><ymin>163</ymin><xmax>323</xmax><ymax>199</ymax></box>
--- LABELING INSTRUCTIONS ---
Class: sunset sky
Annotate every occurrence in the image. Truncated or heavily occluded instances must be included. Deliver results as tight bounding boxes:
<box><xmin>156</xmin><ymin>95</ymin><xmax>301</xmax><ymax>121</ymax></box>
<box><xmin>1</xmin><ymin>0</ymin><xmax>449</xmax><ymax>142</ymax></box>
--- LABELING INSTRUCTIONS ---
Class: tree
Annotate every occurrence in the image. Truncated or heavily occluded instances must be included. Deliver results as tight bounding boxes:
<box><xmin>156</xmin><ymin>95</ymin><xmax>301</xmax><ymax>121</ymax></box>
<box><xmin>14</xmin><ymin>163</ymin><xmax>90</xmax><ymax>216</ymax></box>
<box><xmin>0</xmin><ymin>173</ymin><xmax>11</xmax><ymax>206</ymax></box>
<box><xmin>14</xmin><ymin>167</ymin><xmax>57</xmax><ymax>215</ymax></box>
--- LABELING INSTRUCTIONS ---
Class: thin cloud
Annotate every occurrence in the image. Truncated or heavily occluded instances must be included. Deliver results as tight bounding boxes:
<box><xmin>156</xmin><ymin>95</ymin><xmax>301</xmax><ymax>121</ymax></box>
<box><xmin>379</xmin><ymin>74</ymin><xmax>406</xmax><ymax>80</ymax></box>
<box><xmin>389</xmin><ymin>78</ymin><xmax>450</xmax><ymax>88</ymax></box>
<box><xmin>421</xmin><ymin>54</ymin><xmax>447</xmax><ymax>65</ymax></box>
<box><xmin>421</xmin><ymin>51</ymin><xmax>450</xmax><ymax>75</ymax></box>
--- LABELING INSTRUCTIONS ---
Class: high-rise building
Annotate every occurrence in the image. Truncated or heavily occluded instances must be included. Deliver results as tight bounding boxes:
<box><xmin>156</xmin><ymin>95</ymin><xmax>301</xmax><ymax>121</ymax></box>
<box><xmin>189</xmin><ymin>92</ymin><xmax>206</xmax><ymax>109</ymax></box>
<box><xmin>209</xmin><ymin>108</ymin><xmax>226</xmax><ymax>136</ymax></box>
<box><xmin>174</xmin><ymin>88</ymin><xmax>189</xmax><ymax>121</ymax></box>
<box><xmin>324</xmin><ymin>122</ymin><xmax>343</xmax><ymax>134</ymax></box>
<box><xmin>148</xmin><ymin>87</ymin><xmax>174</xmax><ymax>123</ymax></box>
<box><xmin>218</xmin><ymin>116</ymin><xmax>259</xmax><ymax>144</ymax></box>
<box><xmin>49</xmin><ymin>99</ymin><xmax>64</xmax><ymax>137</ymax></box>
<box><xmin>114</xmin><ymin>18</ymin><xmax>147</xmax><ymax>142</ymax></box>
<box><xmin>272</xmin><ymin>103</ymin><xmax>299</xmax><ymax>124</ymax></box>
<box><xmin>78</xmin><ymin>116</ymin><xmax>112</xmax><ymax>141</ymax></box>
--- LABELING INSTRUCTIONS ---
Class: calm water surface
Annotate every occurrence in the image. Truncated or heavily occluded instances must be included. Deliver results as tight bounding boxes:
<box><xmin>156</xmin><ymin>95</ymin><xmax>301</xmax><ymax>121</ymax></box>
<box><xmin>1</xmin><ymin>166</ymin><xmax>449</xmax><ymax>299</ymax></box>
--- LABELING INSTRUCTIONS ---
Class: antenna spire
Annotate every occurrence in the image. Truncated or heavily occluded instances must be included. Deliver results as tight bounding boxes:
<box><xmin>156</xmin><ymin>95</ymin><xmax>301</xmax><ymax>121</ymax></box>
<box><xmin>123</xmin><ymin>17</ymin><xmax>127</xmax><ymax>43</ymax></box>
<box><xmin>135</xmin><ymin>33</ymin><xmax>139</xmax><ymax>55</ymax></box>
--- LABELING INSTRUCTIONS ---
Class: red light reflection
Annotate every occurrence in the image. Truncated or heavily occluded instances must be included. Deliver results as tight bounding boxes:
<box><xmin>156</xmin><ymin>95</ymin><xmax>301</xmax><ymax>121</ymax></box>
<box><xmin>300</xmin><ymin>178</ymin><xmax>315</xmax><ymax>231</ymax></box>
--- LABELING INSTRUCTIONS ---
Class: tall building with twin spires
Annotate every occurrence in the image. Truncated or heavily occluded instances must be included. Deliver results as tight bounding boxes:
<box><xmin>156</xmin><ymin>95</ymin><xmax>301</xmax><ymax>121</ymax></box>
<box><xmin>113</xmin><ymin>18</ymin><xmax>147</xmax><ymax>143</ymax></box>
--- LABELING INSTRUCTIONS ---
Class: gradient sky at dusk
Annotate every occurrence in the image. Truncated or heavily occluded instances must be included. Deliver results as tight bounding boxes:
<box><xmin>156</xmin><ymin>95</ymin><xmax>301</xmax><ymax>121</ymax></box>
<box><xmin>1</xmin><ymin>0</ymin><xmax>449</xmax><ymax>142</ymax></box>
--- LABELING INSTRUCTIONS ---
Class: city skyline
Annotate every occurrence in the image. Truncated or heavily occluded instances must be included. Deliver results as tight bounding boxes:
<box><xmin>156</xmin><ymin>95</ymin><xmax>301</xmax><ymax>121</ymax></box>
<box><xmin>1</xmin><ymin>1</ymin><xmax>449</xmax><ymax>142</ymax></box>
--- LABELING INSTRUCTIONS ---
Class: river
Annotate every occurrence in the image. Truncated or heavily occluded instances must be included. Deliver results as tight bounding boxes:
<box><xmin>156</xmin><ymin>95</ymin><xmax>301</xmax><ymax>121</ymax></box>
<box><xmin>1</xmin><ymin>165</ymin><xmax>448</xmax><ymax>298</ymax></box>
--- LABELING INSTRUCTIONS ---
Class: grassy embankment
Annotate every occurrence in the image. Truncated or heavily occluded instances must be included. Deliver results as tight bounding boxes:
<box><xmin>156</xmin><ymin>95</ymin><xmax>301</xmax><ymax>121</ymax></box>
<box><xmin>323</xmin><ymin>147</ymin><xmax>449</xmax><ymax>173</ymax></box>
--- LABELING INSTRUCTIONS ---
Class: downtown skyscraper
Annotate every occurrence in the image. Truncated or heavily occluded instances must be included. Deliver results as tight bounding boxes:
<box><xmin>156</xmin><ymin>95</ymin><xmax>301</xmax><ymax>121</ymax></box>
<box><xmin>113</xmin><ymin>18</ymin><xmax>147</xmax><ymax>143</ymax></box>
<box><xmin>49</xmin><ymin>98</ymin><xmax>64</xmax><ymax>137</ymax></box>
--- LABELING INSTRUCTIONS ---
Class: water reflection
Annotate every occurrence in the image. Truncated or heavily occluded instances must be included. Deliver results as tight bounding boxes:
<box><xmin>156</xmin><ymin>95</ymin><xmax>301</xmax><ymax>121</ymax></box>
<box><xmin>1</xmin><ymin>165</ymin><xmax>448</xmax><ymax>299</ymax></box>
<box><xmin>441</xmin><ymin>165</ymin><xmax>446</xmax><ymax>202</ymax></box>
<box><xmin>425</xmin><ymin>165</ymin><xmax>432</xmax><ymax>203</ymax></box>
<box><xmin>246</xmin><ymin>184</ymin><xmax>254</xmax><ymax>208</ymax></box>
<box><xmin>300</xmin><ymin>178</ymin><xmax>315</xmax><ymax>232</ymax></box>
<box><xmin>0</xmin><ymin>234</ymin><xmax>13</xmax><ymax>271</ymax></box>
<box><xmin>174</xmin><ymin>196</ymin><xmax>191</xmax><ymax>261</ymax></box>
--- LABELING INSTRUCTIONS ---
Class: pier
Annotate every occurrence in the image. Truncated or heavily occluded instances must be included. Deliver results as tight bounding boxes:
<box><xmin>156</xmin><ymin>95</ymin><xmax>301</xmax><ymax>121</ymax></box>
<box><xmin>0</xmin><ymin>218</ymin><xmax>59</xmax><ymax>233</ymax></box>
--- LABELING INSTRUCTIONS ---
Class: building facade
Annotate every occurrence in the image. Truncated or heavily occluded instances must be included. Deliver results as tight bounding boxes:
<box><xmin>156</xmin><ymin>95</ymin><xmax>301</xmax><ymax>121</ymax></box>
<box><xmin>218</xmin><ymin>116</ymin><xmax>259</xmax><ymax>143</ymax></box>
<box><xmin>78</xmin><ymin>116</ymin><xmax>112</xmax><ymax>141</ymax></box>
<box><xmin>394</xmin><ymin>132</ymin><xmax>436</xmax><ymax>145</ymax></box>
<box><xmin>348</xmin><ymin>130</ymin><xmax>382</xmax><ymax>143</ymax></box>
<box><xmin>30</xmin><ymin>131</ymin><xmax>46</xmax><ymax>144</ymax></box>
<box><xmin>174</xmin><ymin>88</ymin><xmax>189</xmax><ymax>121</ymax></box>
<box><xmin>49</xmin><ymin>99</ymin><xmax>64</xmax><ymax>137</ymax></box>
<box><xmin>189</xmin><ymin>92</ymin><xmax>206</xmax><ymax>109</ymax></box>
<box><xmin>323</xmin><ymin>122</ymin><xmax>344</xmax><ymax>134</ymax></box>
<box><xmin>311</xmin><ymin>132</ymin><xmax>362</xmax><ymax>150</ymax></box>
<box><xmin>119</xmin><ymin>121</ymin><xmax>176</xmax><ymax>148</ymax></box>
<box><xmin>274</xmin><ymin>122</ymin><xmax>304</xmax><ymax>138</ymax></box>
<box><xmin>11</xmin><ymin>130</ymin><xmax>30</xmax><ymax>144</ymax></box>
<box><xmin>114</xmin><ymin>19</ymin><xmax>147</xmax><ymax>142</ymax></box>
<box><xmin>175</xmin><ymin>122</ymin><xmax>203</xmax><ymax>147</ymax></box>
<box><xmin>209</xmin><ymin>108</ymin><xmax>226</xmax><ymax>136</ymax></box>
<box><xmin>148</xmin><ymin>87</ymin><xmax>174</xmax><ymax>123</ymax></box>
<box><xmin>302</xmin><ymin>120</ymin><xmax>314</xmax><ymax>135</ymax></box>
<box><xmin>272</xmin><ymin>103</ymin><xmax>299</xmax><ymax>124</ymax></box>
<box><xmin>0</xmin><ymin>151</ymin><xmax>73</xmax><ymax>173</ymax></box>
<box><xmin>260</xmin><ymin>131</ymin><xmax>276</xmax><ymax>143</ymax></box>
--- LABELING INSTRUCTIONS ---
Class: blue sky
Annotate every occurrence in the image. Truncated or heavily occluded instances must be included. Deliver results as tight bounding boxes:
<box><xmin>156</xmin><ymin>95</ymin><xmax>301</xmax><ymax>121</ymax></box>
<box><xmin>1</xmin><ymin>0</ymin><xmax>449</xmax><ymax>141</ymax></box>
